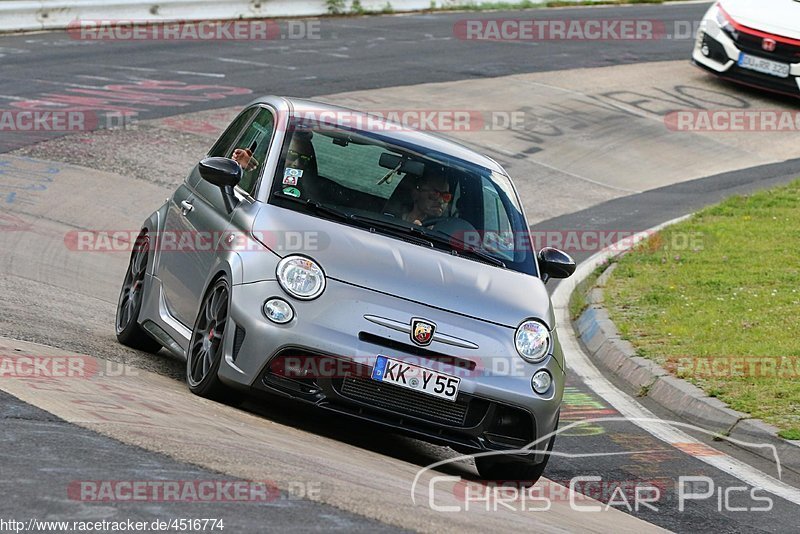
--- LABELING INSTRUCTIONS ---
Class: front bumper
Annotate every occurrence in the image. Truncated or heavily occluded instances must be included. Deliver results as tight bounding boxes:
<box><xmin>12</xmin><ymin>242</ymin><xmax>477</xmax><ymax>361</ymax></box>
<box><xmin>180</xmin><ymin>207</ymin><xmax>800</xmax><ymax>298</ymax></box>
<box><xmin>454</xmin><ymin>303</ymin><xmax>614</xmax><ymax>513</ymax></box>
<box><xmin>692</xmin><ymin>20</ymin><xmax>800</xmax><ymax>97</ymax></box>
<box><xmin>218</xmin><ymin>278</ymin><xmax>565</xmax><ymax>459</ymax></box>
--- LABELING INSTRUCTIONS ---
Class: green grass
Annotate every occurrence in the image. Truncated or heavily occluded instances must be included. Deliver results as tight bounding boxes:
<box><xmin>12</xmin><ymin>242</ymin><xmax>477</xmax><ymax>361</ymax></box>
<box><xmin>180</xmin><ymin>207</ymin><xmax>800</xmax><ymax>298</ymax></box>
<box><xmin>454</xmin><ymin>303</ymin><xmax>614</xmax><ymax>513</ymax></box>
<box><xmin>604</xmin><ymin>180</ymin><xmax>800</xmax><ymax>437</ymax></box>
<box><xmin>779</xmin><ymin>429</ymin><xmax>800</xmax><ymax>441</ymax></box>
<box><xmin>569</xmin><ymin>261</ymin><xmax>613</xmax><ymax>320</ymax></box>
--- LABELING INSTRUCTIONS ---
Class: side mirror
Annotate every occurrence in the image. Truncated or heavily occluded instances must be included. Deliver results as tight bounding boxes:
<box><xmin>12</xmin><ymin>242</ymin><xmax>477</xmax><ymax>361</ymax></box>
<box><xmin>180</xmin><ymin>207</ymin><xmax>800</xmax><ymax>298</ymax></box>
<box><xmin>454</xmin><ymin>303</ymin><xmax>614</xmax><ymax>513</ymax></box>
<box><xmin>199</xmin><ymin>157</ymin><xmax>242</xmax><ymax>187</ymax></box>
<box><xmin>199</xmin><ymin>157</ymin><xmax>242</xmax><ymax>213</ymax></box>
<box><xmin>538</xmin><ymin>247</ymin><xmax>576</xmax><ymax>284</ymax></box>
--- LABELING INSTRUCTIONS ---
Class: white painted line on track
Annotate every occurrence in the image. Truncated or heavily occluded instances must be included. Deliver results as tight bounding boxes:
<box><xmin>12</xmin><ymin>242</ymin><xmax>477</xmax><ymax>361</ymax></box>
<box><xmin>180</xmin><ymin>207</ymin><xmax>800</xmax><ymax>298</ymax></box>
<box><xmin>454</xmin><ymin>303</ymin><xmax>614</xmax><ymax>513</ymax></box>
<box><xmin>107</xmin><ymin>65</ymin><xmax>227</xmax><ymax>78</ymax></box>
<box><xmin>488</xmin><ymin>147</ymin><xmax>643</xmax><ymax>194</ymax></box>
<box><xmin>171</xmin><ymin>70</ymin><xmax>227</xmax><ymax>78</ymax></box>
<box><xmin>30</xmin><ymin>79</ymin><xmax>119</xmax><ymax>90</ymax></box>
<box><xmin>217</xmin><ymin>57</ymin><xmax>297</xmax><ymax>71</ymax></box>
<box><xmin>552</xmin><ymin>216</ymin><xmax>800</xmax><ymax>507</ymax></box>
<box><xmin>76</xmin><ymin>75</ymin><xmax>129</xmax><ymax>82</ymax></box>
<box><xmin>513</xmin><ymin>79</ymin><xmax>661</xmax><ymax>122</ymax></box>
<box><xmin>0</xmin><ymin>94</ymin><xmax>36</xmax><ymax>102</ymax></box>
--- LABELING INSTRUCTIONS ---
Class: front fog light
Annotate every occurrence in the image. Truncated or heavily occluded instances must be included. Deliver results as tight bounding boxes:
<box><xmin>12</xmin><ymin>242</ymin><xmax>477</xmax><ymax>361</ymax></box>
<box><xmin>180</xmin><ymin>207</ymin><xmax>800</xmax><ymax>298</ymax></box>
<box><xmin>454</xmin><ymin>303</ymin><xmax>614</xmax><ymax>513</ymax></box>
<box><xmin>264</xmin><ymin>298</ymin><xmax>294</xmax><ymax>324</ymax></box>
<box><xmin>531</xmin><ymin>370</ymin><xmax>552</xmax><ymax>395</ymax></box>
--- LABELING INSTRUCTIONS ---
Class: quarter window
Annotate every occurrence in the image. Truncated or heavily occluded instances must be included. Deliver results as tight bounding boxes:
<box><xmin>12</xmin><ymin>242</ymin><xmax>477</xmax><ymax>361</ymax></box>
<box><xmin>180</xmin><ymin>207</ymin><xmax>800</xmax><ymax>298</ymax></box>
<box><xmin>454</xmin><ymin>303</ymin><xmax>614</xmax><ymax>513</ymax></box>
<box><xmin>208</xmin><ymin>108</ymin><xmax>257</xmax><ymax>158</ymax></box>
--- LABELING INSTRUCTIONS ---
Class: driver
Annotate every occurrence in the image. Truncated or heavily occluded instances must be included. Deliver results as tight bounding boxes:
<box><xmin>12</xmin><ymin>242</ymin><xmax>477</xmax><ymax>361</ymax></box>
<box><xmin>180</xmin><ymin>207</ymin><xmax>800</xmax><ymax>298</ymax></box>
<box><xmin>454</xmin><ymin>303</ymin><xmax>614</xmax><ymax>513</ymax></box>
<box><xmin>402</xmin><ymin>169</ymin><xmax>452</xmax><ymax>226</ymax></box>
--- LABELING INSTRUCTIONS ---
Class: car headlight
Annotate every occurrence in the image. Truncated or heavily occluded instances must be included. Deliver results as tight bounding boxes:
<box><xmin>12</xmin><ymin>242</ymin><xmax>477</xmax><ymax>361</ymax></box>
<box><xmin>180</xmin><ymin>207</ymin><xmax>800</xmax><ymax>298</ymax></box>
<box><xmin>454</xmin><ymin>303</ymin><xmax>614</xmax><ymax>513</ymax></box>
<box><xmin>708</xmin><ymin>3</ymin><xmax>734</xmax><ymax>33</ymax></box>
<box><xmin>515</xmin><ymin>320</ymin><xmax>551</xmax><ymax>363</ymax></box>
<box><xmin>276</xmin><ymin>256</ymin><xmax>326</xmax><ymax>300</ymax></box>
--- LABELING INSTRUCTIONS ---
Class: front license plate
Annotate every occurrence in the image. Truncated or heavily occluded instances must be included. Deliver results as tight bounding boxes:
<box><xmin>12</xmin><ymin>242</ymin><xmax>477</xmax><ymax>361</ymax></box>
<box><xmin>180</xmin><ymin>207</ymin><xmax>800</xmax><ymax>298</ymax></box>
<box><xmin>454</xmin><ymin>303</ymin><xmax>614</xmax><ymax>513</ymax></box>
<box><xmin>371</xmin><ymin>355</ymin><xmax>460</xmax><ymax>402</ymax></box>
<box><xmin>738</xmin><ymin>52</ymin><xmax>790</xmax><ymax>78</ymax></box>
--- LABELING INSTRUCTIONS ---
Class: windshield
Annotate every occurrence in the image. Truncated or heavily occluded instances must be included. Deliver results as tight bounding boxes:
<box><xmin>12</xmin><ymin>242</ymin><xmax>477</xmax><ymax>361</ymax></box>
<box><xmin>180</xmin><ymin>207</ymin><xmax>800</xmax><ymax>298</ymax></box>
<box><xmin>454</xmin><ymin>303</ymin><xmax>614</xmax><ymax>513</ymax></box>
<box><xmin>268</xmin><ymin>117</ymin><xmax>537</xmax><ymax>275</ymax></box>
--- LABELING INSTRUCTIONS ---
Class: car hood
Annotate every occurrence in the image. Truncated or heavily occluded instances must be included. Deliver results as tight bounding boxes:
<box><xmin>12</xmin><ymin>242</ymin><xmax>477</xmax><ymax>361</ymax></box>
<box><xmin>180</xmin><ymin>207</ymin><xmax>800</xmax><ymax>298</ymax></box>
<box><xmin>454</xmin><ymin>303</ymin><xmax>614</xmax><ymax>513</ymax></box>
<box><xmin>254</xmin><ymin>207</ymin><xmax>554</xmax><ymax>329</ymax></box>
<box><xmin>720</xmin><ymin>0</ymin><xmax>800</xmax><ymax>39</ymax></box>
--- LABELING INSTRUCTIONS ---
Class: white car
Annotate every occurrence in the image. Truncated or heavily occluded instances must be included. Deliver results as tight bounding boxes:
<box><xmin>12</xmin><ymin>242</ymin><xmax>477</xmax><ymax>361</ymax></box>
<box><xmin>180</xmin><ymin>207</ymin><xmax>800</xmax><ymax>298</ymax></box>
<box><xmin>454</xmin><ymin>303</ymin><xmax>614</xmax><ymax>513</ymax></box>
<box><xmin>693</xmin><ymin>0</ymin><xmax>800</xmax><ymax>97</ymax></box>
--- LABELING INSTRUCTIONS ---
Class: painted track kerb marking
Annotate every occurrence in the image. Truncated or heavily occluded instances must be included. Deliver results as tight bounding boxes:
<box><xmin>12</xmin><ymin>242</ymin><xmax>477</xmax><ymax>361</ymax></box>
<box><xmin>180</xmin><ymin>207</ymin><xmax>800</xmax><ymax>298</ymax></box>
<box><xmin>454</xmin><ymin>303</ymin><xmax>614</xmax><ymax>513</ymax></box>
<box><xmin>551</xmin><ymin>215</ymin><xmax>800</xmax><ymax>506</ymax></box>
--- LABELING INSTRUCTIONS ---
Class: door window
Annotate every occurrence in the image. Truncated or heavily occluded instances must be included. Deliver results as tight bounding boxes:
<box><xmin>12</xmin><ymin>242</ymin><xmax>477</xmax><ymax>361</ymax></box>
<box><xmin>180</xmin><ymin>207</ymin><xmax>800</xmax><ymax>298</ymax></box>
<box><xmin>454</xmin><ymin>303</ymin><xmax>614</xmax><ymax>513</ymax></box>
<box><xmin>226</xmin><ymin>108</ymin><xmax>275</xmax><ymax>196</ymax></box>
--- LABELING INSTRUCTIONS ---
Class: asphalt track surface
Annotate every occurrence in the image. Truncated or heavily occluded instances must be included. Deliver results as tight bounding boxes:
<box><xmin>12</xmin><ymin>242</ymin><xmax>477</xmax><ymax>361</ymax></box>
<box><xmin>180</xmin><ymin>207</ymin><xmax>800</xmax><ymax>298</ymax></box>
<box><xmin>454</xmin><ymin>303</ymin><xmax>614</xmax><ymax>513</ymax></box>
<box><xmin>0</xmin><ymin>2</ymin><xmax>713</xmax><ymax>153</ymax></box>
<box><xmin>2</xmin><ymin>2</ymin><xmax>800</xmax><ymax>532</ymax></box>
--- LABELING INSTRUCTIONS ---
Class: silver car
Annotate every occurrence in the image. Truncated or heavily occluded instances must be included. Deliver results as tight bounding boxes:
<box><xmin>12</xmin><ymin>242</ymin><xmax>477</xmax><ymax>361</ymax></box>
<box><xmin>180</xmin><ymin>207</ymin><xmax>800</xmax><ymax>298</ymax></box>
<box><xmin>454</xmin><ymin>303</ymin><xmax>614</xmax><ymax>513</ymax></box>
<box><xmin>115</xmin><ymin>96</ymin><xmax>575</xmax><ymax>482</ymax></box>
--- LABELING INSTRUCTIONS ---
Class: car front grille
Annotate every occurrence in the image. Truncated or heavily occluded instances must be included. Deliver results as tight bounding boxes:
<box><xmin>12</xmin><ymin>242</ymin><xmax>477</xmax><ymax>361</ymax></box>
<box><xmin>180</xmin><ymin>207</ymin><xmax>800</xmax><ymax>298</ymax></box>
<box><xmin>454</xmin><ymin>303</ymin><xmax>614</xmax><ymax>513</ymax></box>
<box><xmin>730</xmin><ymin>28</ymin><xmax>800</xmax><ymax>63</ymax></box>
<box><xmin>339</xmin><ymin>375</ymin><xmax>469</xmax><ymax>426</ymax></box>
<box><xmin>358</xmin><ymin>332</ymin><xmax>476</xmax><ymax>371</ymax></box>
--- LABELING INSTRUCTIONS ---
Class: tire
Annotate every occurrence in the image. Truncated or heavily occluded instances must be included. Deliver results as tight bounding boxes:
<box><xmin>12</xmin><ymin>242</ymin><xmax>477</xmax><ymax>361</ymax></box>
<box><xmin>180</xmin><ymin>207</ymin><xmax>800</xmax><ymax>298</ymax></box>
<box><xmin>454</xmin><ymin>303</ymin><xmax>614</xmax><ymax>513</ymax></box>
<box><xmin>116</xmin><ymin>231</ymin><xmax>163</xmax><ymax>353</ymax></box>
<box><xmin>186</xmin><ymin>277</ymin><xmax>238</xmax><ymax>402</ymax></box>
<box><xmin>475</xmin><ymin>430</ymin><xmax>556</xmax><ymax>486</ymax></box>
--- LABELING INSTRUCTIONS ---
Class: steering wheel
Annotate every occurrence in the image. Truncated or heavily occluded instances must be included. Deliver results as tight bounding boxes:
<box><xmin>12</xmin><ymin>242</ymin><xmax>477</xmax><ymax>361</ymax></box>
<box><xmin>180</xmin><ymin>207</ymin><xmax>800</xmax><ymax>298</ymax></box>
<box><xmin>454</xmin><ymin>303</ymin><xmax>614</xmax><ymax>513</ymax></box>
<box><xmin>420</xmin><ymin>217</ymin><xmax>450</xmax><ymax>227</ymax></box>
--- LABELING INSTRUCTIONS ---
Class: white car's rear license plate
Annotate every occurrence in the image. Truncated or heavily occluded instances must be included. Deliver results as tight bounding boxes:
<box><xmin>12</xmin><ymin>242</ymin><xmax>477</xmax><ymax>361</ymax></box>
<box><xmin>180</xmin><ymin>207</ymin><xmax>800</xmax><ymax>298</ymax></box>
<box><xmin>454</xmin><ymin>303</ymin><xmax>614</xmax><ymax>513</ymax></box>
<box><xmin>371</xmin><ymin>355</ymin><xmax>460</xmax><ymax>402</ymax></box>
<box><xmin>738</xmin><ymin>52</ymin><xmax>790</xmax><ymax>78</ymax></box>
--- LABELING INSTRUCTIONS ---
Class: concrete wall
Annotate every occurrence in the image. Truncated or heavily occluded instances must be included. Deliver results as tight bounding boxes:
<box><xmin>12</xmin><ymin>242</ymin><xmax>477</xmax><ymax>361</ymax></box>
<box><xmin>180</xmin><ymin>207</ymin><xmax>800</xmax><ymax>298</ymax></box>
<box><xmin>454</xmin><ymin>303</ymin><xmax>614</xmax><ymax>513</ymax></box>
<box><xmin>0</xmin><ymin>0</ymin><xmax>562</xmax><ymax>33</ymax></box>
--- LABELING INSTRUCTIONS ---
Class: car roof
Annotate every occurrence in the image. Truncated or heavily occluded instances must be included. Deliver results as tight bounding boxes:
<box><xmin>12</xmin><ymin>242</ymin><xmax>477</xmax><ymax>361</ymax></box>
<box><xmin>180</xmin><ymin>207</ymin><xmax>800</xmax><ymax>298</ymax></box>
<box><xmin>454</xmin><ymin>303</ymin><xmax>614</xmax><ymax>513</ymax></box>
<box><xmin>253</xmin><ymin>96</ymin><xmax>506</xmax><ymax>174</ymax></box>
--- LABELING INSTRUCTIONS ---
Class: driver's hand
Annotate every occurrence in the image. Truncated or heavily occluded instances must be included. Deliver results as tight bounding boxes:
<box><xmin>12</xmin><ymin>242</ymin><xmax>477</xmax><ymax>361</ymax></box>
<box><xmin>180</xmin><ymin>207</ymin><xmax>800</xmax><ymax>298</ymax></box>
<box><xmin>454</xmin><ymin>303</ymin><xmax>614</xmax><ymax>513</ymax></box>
<box><xmin>232</xmin><ymin>148</ymin><xmax>258</xmax><ymax>171</ymax></box>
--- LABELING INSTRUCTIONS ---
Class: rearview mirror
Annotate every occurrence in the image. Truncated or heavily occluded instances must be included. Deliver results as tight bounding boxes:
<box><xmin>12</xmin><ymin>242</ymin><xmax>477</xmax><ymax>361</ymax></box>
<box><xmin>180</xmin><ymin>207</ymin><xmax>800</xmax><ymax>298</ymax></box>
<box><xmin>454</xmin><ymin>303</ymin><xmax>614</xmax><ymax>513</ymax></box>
<box><xmin>379</xmin><ymin>153</ymin><xmax>425</xmax><ymax>176</ymax></box>
<box><xmin>538</xmin><ymin>247</ymin><xmax>576</xmax><ymax>284</ymax></box>
<box><xmin>199</xmin><ymin>157</ymin><xmax>242</xmax><ymax>213</ymax></box>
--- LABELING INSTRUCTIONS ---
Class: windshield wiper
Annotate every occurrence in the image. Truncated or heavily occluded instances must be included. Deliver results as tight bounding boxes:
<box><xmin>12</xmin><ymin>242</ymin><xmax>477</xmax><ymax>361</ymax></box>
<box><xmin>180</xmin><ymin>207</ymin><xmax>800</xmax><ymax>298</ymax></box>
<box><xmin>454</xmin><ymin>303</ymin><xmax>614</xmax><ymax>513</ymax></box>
<box><xmin>350</xmin><ymin>214</ymin><xmax>427</xmax><ymax>235</ymax></box>
<box><xmin>303</xmin><ymin>199</ymin><xmax>352</xmax><ymax>222</ymax></box>
<box><xmin>424</xmin><ymin>233</ymin><xmax>507</xmax><ymax>268</ymax></box>
<box><xmin>287</xmin><ymin>202</ymin><xmax>433</xmax><ymax>248</ymax></box>
<box><xmin>280</xmin><ymin>199</ymin><xmax>505</xmax><ymax>267</ymax></box>
<box><xmin>276</xmin><ymin>195</ymin><xmax>351</xmax><ymax>221</ymax></box>
<box><xmin>349</xmin><ymin>214</ymin><xmax>435</xmax><ymax>248</ymax></box>
<box><xmin>353</xmin><ymin>214</ymin><xmax>506</xmax><ymax>268</ymax></box>
<box><xmin>451</xmin><ymin>244</ymin><xmax>507</xmax><ymax>268</ymax></box>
